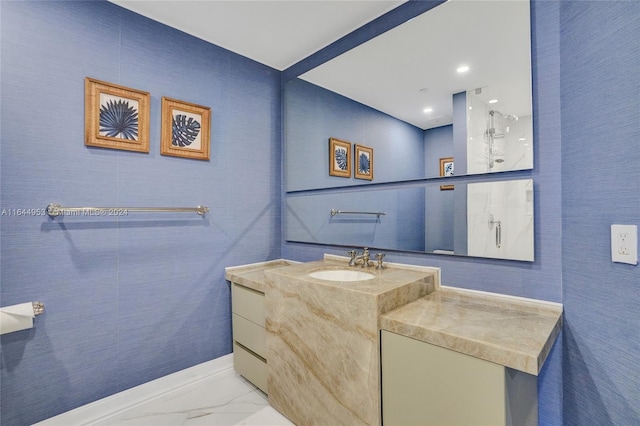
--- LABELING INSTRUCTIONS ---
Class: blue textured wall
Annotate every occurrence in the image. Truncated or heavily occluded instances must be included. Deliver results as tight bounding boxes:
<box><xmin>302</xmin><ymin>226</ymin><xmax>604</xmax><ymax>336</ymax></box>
<box><xmin>423</xmin><ymin>124</ymin><xmax>453</xmax><ymax>178</ymax></box>
<box><xmin>423</xmin><ymin>125</ymin><xmax>455</xmax><ymax>252</ymax></box>
<box><xmin>452</xmin><ymin>91</ymin><xmax>469</xmax><ymax>176</ymax></box>
<box><xmin>424</xmin><ymin>185</ymin><xmax>454</xmax><ymax>253</ymax></box>
<box><xmin>0</xmin><ymin>1</ymin><xmax>281</xmax><ymax>424</ymax></box>
<box><xmin>560</xmin><ymin>1</ymin><xmax>640</xmax><ymax>424</ymax></box>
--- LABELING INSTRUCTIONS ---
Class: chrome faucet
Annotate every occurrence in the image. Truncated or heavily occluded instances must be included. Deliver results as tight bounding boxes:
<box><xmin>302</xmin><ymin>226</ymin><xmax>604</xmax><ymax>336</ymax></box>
<box><xmin>349</xmin><ymin>247</ymin><xmax>372</xmax><ymax>267</ymax></box>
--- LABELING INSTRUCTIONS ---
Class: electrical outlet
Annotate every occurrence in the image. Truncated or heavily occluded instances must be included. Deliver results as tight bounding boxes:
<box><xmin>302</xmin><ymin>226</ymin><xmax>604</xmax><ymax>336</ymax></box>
<box><xmin>618</xmin><ymin>232</ymin><xmax>629</xmax><ymax>255</ymax></box>
<box><xmin>611</xmin><ymin>225</ymin><xmax>638</xmax><ymax>265</ymax></box>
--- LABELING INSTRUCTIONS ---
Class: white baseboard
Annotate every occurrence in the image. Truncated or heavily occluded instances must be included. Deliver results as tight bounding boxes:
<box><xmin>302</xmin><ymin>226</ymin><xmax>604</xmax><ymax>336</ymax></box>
<box><xmin>34</xmin><ymin>354</ymin><xmax>234</xmax><ymax>426</ymax></box>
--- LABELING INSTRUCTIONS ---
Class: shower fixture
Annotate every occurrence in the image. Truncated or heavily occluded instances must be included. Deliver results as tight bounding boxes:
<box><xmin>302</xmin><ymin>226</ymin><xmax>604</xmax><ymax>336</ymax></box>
<box><xmin>488</xmin><ymin>214</ymin><xmax>502</xmax><ymax>249</ymax></box>
<box><xmin>484</xmin><ymin>110</ymin><xmax>518</xmax><ymax>168</ymax></box>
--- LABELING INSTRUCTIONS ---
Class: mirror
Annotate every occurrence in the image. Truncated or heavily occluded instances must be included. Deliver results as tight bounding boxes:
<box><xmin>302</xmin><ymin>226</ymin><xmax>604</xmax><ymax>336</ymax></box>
<box><xmin>285</xmin><ymin>0</ymin><xmax>532</xmax><ymax>191</ymax></box>
<box><xmin>284</xmin><ymin>0</ymin><xmax>534</xmax><ymax>261</ymax></box>
<box><xmin>286</xmin><ymin>179</ymin><xmax>533</xmax><ymax>262</ymax></box>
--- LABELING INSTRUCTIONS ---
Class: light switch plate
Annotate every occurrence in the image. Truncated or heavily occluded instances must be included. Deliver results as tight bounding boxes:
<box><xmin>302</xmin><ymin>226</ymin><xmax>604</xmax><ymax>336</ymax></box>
<box><xmin>611</xmin><ymin>224</ymin><xmax>638</xmax><ymax>265</ymax></box>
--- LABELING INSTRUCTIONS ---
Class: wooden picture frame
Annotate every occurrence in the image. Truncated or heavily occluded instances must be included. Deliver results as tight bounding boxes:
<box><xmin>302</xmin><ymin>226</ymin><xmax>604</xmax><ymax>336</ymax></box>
<box><xmin>329</xmin><ymin>137</ymin><xmax>351</xmax><ymax>178</ymax></box>
<box><xmin>440</xmin><ymin>157</ymin><xmax>454</xmax><ymax>190</ymax></box>
<box><xmin>161</xmin><ymin>97</ymin><xmax>211</xmax><ymax>161</ymax></box>
<box><xmin>85</xmin><ymin>77</ymin><xmax>150</xmax><ymax>153</ymax></box>
<box><xmin>354</xmin><ymin>144</ymin><xmax>374</xmax><ymax>180</ymax></box>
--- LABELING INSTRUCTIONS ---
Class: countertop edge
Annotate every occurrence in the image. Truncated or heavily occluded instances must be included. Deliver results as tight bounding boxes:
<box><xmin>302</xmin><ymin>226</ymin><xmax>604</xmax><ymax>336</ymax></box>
<box><xmin>380</xmin><ymin>317</ymin><xmax>560</xmax><ymax>375</ymax></box>
<box><xmin>224</xmin><ymin>258</ymin><xmax>300</xmax><ymax>275</ymax></box>
<box><xmin>379</xmin><ymin>288</ymin><xmax>564</xmax><ymax>376</ymax></box>
<box><xmin>440</xmin><ymin>285</ymin><xmax>563</xmax><ymax>315</ymax></box>
<box><xmin>225</xmin><ymin>259</ymin><xmax>300</xmax><ymax>292</ymax></box>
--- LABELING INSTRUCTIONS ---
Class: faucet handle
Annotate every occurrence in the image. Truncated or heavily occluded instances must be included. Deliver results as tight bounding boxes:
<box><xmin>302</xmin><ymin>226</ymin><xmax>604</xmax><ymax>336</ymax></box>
<box><xmin>361</xmin><ymin>247</ymin><xmax>372</xmax><ymax>268</ymax></box>
<box><xmin>375</xmin><ymin>253</ymin><xmax>385</xmax><ymax>269</ymax></box>
<box><xmin>348</xmin><ymin>249</ymin><xmax>358</xmax><ymax>266</ymax></box>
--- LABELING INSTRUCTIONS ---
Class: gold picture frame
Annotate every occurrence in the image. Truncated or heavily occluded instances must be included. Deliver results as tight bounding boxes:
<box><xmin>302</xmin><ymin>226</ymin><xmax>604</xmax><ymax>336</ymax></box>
<box><xmin>161</xmin><ymin>97</ymin><xmax>211</xmax><ymax>161</ymax></box>
<box><xmin>85</xmin><ymin>77</ymin><xmax>150</xmax><ymax>153</ymax></box>
<box><xmin>440</xmin><ymin>157</ymin><xmax>454</xmax><ymax>190</ymax></box>
<box><xmin>354</xmin><ymin>144</ymin><xmax>374</xmax><ymax>181</ymax></box>
<box><xmin>329</xmin><ymin>137</ymin><xmax>351</xmax><ymax>178</ymax></box>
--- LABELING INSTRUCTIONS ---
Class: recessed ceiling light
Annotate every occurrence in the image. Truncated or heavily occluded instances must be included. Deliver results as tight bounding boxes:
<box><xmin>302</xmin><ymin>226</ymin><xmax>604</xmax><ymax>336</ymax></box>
<box><xmin>518</xmin><ymin>138</ymin><xmax>527</xmax><ymax>141</ymax></box>
<box><xmin>423</xmin><ymin>108</ymin><xmax>433</xmax><ymax>114</ymax></box>
<box><xmin>489</xmin><ymin>99</ymin><xmax>498</xmax><ymax>104</ymax></box>
<box><xmin>456</xmin><ymin>65</ymin><xmax>470</xmax><ymax>73</ymax></box>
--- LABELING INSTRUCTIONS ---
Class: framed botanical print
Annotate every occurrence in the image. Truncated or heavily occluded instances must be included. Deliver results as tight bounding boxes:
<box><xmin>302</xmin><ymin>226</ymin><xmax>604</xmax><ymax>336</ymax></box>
<box><xmin>440</xmin><ymin>157</ymin><xmax>454</xmax><ymax>177</ymax></box>
<box><xmin>329</xmin><ymin>137</ymin><xmax>351</xmax><ymax>178</ymax></box>
<box><xmin>354</xmin><ymin>144</ymin><xmax>373</xmax><ymax>180</ymax></box>
<box><xmin>161</xmin><ymin>97</ymin><xmax>211</xmax><ymax>160</ymax></box>
<box><xmin>440</xmin><ymin>157</ymin><xmax>454</xmax><ymax>190</ymax></box>
<box><xmin>85</xmin><ymin>77</ymin><xmax>150</xmax><ymax>153</ymax></box>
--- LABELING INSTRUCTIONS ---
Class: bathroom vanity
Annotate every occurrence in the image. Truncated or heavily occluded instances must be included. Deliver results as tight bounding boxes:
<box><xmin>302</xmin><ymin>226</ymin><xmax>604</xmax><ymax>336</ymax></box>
<box><xmin>226</xmin><ymin>260</ymin><xmax>298</xmax><ymax>394</ymax></box>
<box><xmin>264</xmin><ymin>257</ymin><xmax>437</xmax><ymax>426</ymax></box>
<box><xmin>225</xmin><ymin>256</ymin><xmax>562</xmax><ymax>426</ymax></box>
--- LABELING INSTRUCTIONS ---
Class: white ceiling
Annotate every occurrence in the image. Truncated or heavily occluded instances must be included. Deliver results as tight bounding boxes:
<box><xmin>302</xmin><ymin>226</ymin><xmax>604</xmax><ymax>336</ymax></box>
<box><xmin>301</xmin><ymin>0</ymin><xmax>532</xmax><ymax>129</ymax></box>
<box><xmin>109</xmin><ymin>0</ymin><xmax>532</xmax><ymax>130</ymax></box>
<box><xmin>109</xmin><ymin>0</ymin><xmax>405</xmax><ymax>70</ymax></box>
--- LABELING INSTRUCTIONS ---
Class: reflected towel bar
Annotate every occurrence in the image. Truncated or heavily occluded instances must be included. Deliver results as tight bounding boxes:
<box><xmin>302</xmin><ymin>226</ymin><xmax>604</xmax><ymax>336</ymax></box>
<box><xmin>46</xmin><ymin>203</ymin><xmax>209</xmax><ymax>218</ymax></box>
<box><xmin>330</xmin><ymin>209</ymin><xmax>386</xmax><ymax>218</ymax></box>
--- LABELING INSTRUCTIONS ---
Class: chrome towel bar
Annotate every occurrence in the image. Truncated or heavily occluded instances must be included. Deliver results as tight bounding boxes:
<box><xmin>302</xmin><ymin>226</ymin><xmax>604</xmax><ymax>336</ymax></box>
<box><xmin>330</xmin><ymin>209</ymin><xmax>386</xmax><ymax>218</ymax></box>
<box><xmin>46</xmin><ymin>203</ymin><xmax>209</xmax><ymax>218</ymax></box>
<box><xmin>33</xmin><ymin>302</ymin><xmax>45</xmax><ymax>316</ymax></box>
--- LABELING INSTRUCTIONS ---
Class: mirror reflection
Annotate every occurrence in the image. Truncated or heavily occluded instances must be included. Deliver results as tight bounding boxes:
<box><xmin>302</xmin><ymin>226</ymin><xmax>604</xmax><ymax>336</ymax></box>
<box><xmin>286</xmin><ymin>179</ymin><xmax>534</xmax><ymax>262</ymax></box>
<box><xmin>284</xmin><ymin>0</ymin><xmax>534</xmax><ymax>261</ymax></box>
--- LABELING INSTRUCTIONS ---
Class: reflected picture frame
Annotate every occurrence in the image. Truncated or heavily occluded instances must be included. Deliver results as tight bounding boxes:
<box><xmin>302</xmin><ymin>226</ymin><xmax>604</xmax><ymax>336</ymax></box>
<box><xmin>161</xmin><ymin>97</ymin><xmax>211</xmax><ymax>161</ymax></box>
<box><xmin>440</xmin><ymin>157</ymin><xmax>454</xmax><ymax>190</ymax></box>
<box><xmin>354</xmin><ymin>144</ymin><xmax>374</xmax><ymax>180</ymax></box>
<box><xmin>85</xmin><ymin>77</ymin><xmax>150</xmax><ymax>153</ymax></box>
<box><xmin>329</xmin><ymin>137</ymin><xmax>351</xmax><ymax>178</ymax></box>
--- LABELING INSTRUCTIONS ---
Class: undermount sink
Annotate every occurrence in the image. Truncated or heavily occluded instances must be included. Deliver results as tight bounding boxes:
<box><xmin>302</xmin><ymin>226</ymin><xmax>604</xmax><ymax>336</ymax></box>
<box><xmin>308</xmin><ymin>269</ymin><xmax>375</xmax><ymax>282</ymax></box>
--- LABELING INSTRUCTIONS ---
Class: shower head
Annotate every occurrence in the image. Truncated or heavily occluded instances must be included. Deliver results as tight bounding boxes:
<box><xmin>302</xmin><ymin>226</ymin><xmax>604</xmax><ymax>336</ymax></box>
<box><xmin>487</xmin><ymin>109</ymin><xmax>517</xmax><ymax>139</ymax></box>
<box><xmin>490</xmin><ymin>110</ymin><xmax>518</xmax><ymax>121</ymax></box>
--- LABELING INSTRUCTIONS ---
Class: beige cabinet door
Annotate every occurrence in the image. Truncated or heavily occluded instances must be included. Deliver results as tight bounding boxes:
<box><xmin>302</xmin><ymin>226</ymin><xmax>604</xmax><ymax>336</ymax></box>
<box><xmin>381</xmin><ymin>330</ymin><xmax>537</xmax><ymax>426</ymax></box>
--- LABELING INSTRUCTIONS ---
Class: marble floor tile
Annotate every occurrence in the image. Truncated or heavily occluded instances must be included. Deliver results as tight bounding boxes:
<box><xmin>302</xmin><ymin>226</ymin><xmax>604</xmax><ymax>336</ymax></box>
<box><xmin>235</xmin><ymin>407</ymin><xmax>295</xmax><ymax>426</ymax></box>
<box><xmin>92</xmin><ymin>369</ymin><xmax>286</xmax><ymax>426</ymax></box>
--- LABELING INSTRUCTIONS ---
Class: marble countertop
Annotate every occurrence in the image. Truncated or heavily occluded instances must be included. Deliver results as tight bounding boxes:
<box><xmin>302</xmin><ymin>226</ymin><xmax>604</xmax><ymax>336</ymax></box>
<box><xmin>225</xmin><ymin>259</ymin><xmax>298</xmax><ymax>292</ymax></box>
<box><xmin>265</xmin><ymin>259</ymin><xmax>437</xmax><ymax>297</ymax></box>
<box><xmin>380</xmin><ymin>288</ymin><xmax>563</xmax><ymax>375</ymax></box>
<box><xmin>226</xmin><ymin>257</ymin><xmax>562</xmax><ymax>376</ymax></box>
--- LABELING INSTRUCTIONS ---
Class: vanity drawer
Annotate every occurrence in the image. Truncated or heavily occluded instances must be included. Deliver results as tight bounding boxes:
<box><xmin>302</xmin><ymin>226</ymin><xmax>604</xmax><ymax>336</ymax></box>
<box><xmin>231</xmin><ymin>282</ymin><xmax>265</xmax><ymax>327</ymax></box>
<box><xmin>232</xmin><ymin>313</ymin><xmax>266</xmax><ymax>358</ymax></box>
<box><xmin>234</xmin><ymin>342</ymin><xmax>268</xmax><ymax>394</ymax></box>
